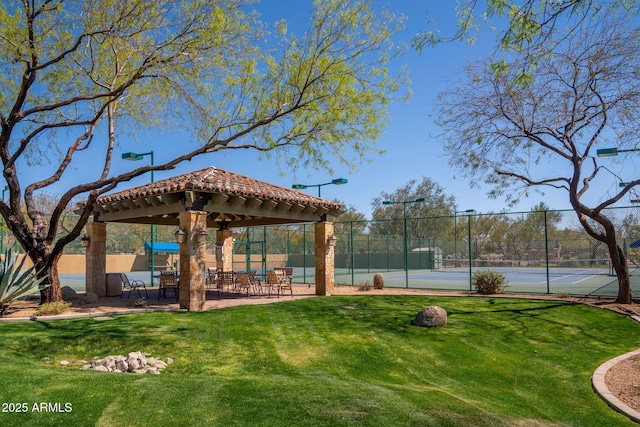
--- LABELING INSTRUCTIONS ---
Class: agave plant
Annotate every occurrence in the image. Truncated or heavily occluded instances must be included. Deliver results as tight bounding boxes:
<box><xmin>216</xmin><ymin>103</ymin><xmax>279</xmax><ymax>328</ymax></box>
<box><xmin>0</xmin><ymin>248</ymin><xmax>48</xmax><ymax>316</ymax></box>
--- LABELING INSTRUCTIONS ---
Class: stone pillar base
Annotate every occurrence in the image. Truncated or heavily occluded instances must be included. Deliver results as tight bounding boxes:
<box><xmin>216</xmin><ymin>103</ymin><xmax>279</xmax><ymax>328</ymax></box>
<box><xmin>85</xmin><ymin>222</ymin><xmax>107</xmax><ymax>297</ymax></box>
<box><xmin>178</xmin><ymin>211</ymin><xmax>208</xmax><ymax>311</ymax></box>
<box><xmin>315</xmin><ymin>222</ymin><xmax>335</xmax><ymax>296</ymax></box>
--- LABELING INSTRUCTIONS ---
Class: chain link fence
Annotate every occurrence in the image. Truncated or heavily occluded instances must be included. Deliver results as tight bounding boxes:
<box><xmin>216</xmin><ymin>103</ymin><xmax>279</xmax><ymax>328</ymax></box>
<box><xmin>231</xmin><ymin>206</ymin><xmax>640</xmax><ymax>297</ymax></box>
<box><xmin>6</xmin><ymin>206</ymin><xmax>640</xmax><ymax>297</ymax></box>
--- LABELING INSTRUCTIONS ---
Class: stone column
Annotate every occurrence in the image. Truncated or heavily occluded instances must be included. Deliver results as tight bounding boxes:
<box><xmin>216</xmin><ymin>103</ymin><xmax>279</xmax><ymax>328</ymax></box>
<box><xmin>85</xmin><ymin>222</ymin><xmax>107</xmax><ymax>297</ymax></box>
<box><xmin>216</xmin><ymin>228</ymin><xmax>234</xmax><ymax>272</ymax></box>
<box><xmin>315</xmin><ymin>221</ymin><xmax>335</xmax><ymax>296</ymax></box>
<box><xmin>178</xmin><ymin>211</ymin><xmax>208</xmax><ymax>311</ymax></box>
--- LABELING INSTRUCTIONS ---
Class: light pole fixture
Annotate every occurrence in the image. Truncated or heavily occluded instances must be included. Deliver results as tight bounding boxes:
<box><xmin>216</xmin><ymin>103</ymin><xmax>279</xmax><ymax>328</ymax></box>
<box><xmin>122</xmin><ymin>151</ymin><xmax>156</xmax><ymax>285</ymax></box>
<box><xmin>454</xmin><ymin>209</ymin><xmax>476</xmax><ymax>268</ymax></box>
<box><xmin>597</xmin><ymin>147</ymin><xmax>640</xmax><ymax>157</ymax></box>
<box><xmin>174</xmin><ymin>226</ymin><xmax>187</xmax><ymax>244</ymax></box>
<box><xmin>381</xmin><ymin>197</ymin><xmax>429</xmax><ymax>288</ymax></box>
<box><xmin>80</xmin><ymin>235</ymin><xmax>90</xmax><ymax>251</ymax></box>
<box><xmin>292</xmin><ymin>178</ymin><xmax>348</xmax><ymax>197</ymax></box>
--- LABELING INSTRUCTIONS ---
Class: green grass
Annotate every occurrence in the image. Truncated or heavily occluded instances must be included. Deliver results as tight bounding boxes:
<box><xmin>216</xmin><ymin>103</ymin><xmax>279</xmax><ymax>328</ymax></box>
<box><xmin>0</xmin><ymin>296</ymin><xmax>638</xmax><ymax>426</ymax></box>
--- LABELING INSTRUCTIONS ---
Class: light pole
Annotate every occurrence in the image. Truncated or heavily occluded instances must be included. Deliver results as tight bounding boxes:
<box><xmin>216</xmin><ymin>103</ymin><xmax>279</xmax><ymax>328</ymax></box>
<box><xmin>382</xmin><ymin>197</ymin><xmax>428</xmax><ymax>288</ymax></box>
<box><xmin>292</xmin><ymin>178</ymin><xmax>348</xmax><ymax>197</ymax></box>
<box><xmin>454</xmin><ymin>209</ymin><xmax>475</xmax><ymax>268</ymax></box>
<box><xmin>1</xmin><ymin>185</ymin><xmax>8</xmax><ymax>254</ymax></box>
<box><xmin>122</xmin><ymin>151</ymin><xmax>155</xmax><ymax>286</ymax></box>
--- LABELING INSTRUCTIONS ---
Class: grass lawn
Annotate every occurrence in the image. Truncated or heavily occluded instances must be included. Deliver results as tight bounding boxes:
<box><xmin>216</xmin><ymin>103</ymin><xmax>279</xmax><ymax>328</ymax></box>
<box><xmin>0</xmin><ymin>296</ymin><xmax>639</xmax><ymax>426</ymax></box>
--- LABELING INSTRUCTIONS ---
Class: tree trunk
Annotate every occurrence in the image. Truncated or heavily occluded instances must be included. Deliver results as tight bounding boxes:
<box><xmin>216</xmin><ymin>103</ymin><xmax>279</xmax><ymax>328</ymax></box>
<box><xmin>609</xmin><ymin>243</ymin><xmax>632</xmax><ymax>304</ymax></box>
<box><xmin>38</xmin><ymin>252</ymin><xmax>63</xmax><ymax>304</ymax></box>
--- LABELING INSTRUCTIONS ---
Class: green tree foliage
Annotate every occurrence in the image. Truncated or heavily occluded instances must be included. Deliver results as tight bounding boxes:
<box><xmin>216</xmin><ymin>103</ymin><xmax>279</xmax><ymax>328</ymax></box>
<box><xmin>434</xmin><ymin>6</ymin><xmax>640</xmax><ymax>303</ymax></box>
<box><xmin>333</xmin><ymin>200</ymin><xmax>367</xmax><ymax>235</ymax></box>
<box><xmin>369</xmin><ymin>177</ymin><xmax>456</xmax><ymax>239</ymax></box>
<box><xmin>0</xmin><ymin>0</ymin><xmax>408</xmax><ymax>301</ymax></box>
<box><xmin>413</xmin><ymin>1</ymin><xmax>635</xmax><ymax>76</ymax></box>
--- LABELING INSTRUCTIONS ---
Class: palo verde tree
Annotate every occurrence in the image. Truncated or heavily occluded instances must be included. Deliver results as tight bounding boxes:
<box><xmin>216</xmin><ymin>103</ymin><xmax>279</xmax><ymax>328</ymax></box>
<box><xmin>0</xmin><ymin>0</ymin><xmax>408</xmax><ymax>303</ymax></box>
<box><xmin>434</xmin><ymin>6</ymin><xmax>640</xmax><ymax>303</ymax></box>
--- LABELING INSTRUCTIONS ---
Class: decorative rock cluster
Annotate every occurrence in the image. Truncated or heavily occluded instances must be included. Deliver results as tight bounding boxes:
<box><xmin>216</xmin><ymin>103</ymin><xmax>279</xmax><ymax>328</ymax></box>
<box><xmin>413</xmin><ymin>306</ymin><xmax>448</xmax><ymax>327</ymax></box>
<box><xmin>81</xmin><ymin>351</ymin><xmax>173</xmax><ymax>374</ymax></box>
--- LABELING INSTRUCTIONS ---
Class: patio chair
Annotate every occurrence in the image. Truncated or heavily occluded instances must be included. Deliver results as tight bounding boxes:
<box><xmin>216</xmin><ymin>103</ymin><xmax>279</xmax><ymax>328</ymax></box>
<box><xmin>274</xmin><ymin>268</ymin><xmax>293</xmax><ymax>297</ymax></box>
<box><xmin>217</xmin><ymin>271</ymin><xmax>235</xmax><ymax>294</ymax></box>
<box><xmin>207</xmin><ymin>267</ymin><xmax>220</xmax><ymax>290</ymax></box>
<box><xmin>267</xmin><ymin>269</ymin><xmax>292</xmax><ymax>298</ymax></box>
<box><xmin>120</xmin><ymin>273</ymin><xmax>148</xmax><ymax>299</ymax></box>
<box><xmin>158</xmin><ymin>271</ymin><xmax>179</xmax><ymax>301</ymax></box>
<box><xmin>234</xmin><ymin>272</ymin><xmax>252</xmax><ymax>297</ymax></box>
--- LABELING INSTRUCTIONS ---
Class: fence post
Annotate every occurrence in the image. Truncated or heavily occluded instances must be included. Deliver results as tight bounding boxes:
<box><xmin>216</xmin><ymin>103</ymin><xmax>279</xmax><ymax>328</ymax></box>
<box><xmin>367</xmin><ymin>233</ymin><xmax>370</xmax><ymax>274</ymax></box>
<box><xmin>468</xmin><ymin>214</ymin><xmax>473</xmax><ymax>291</ymax></box>
<box><xmin>350</xmin><ymin>221</ymin><xmax>355</xmax><ymax>286</ymax></box>
<box><xmin>545</xmin><ymin>211</ymin><xmax>550</xmax><ymax>294</ymax></box>
<box><xmin>303</xmin><ymin>223</ymin><xmax>307</xmax><ymax>284</ymax></box>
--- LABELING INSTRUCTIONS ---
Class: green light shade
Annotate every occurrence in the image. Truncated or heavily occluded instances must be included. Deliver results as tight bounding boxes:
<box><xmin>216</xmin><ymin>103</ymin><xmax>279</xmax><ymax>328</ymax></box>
<box><xmin>383</xmin><ymin>198</ymin><xmax>428</xmax><ymax>205</ymax></box>
<box><xmin>597</xmin><ymin>148</ymin><xmax>618</xmax><ymax>157</ymax></box>
<box><xmin>620</xmin><ymin>182</ymin><xmax>630</xmax><ymax>187</ymax></box>
<box><xmin>331</xmin><ymin>178</ymin><xmax>348</xmax><ymax>185</ymax></box>
<box><xmin>122</xmin><ymin>152</ymin><xmax>144</xmax><ymax>161</ymax></box>
<box><xmin>292</xmin><ymin>184</ymin><xmax>307</xmax><ymax>190</ymax></box>
<box><xmin>631</xmin><ymin>200</ymin><xmax>640</xmax><ymax>204</ymax></box>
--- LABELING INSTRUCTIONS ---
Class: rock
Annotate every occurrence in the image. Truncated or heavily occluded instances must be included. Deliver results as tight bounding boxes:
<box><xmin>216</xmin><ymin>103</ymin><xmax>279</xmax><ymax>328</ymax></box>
<box><xmin>61</xmin><ymin>286</ymin><xmax>77</xmax><ymax>301</ymax></box>
<box><xmin>115</xmin><ymin>359</ymin><xmax>129</xmax><ymax>373</ymax></box>
<box><xmin>59</xmin><ymin>360</ymin><xmax>70</xmax><ymax>366</ymax></box>
<box><xmin>81</xmin><ymin>352</ymin><xmax>170</xmax><ymax>374</ymax></box>
<box><xmin>373</xmin><ymin>273</ymin><xmax>384</xmax><ymax>289</ymax></box>
<box><xmin>413</xmin><ymin>306</ymin><xmax>448</xmax><ymax>327</ymax></box>
<box><xmin>80</xmin><ymin>292</ymin><xmax>100</xmax><ymax>304</ymax></box>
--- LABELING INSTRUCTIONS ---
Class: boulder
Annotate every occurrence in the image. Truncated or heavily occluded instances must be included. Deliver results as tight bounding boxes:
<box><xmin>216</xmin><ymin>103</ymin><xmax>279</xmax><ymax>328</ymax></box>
<box><xmin>61</xmin><ymin>286</ymin><xmax>78</xmax><ymax>301</ymax></box>
<box><xmin>413</xmin><ymin>306</ymin><xmax>447</xmax><ymax>327</ymax></box>
<box><xmin>373</xmin><ymin>273</ymin><xmax>384</xmax><ymax>289</ymax></box>
<box><xmin>82</xmin><ymin>293</ymin><xmax>99</xmax><ymax>304</ymax></box>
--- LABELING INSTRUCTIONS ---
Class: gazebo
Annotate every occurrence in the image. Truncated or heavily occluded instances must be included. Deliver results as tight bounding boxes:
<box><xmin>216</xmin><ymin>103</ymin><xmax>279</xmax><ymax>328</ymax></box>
<box><xmin>80</xmin><ymin>166</ymin><xmax>343</xmax><ymax>310</ymax></box>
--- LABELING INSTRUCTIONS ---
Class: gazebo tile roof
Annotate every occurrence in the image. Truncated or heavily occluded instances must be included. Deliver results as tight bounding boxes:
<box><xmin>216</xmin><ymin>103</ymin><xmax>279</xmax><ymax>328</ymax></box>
<box><xmin>96</xmin><ymin>166</ymin><xmax>342</xmax><ymax>211</ymax></box>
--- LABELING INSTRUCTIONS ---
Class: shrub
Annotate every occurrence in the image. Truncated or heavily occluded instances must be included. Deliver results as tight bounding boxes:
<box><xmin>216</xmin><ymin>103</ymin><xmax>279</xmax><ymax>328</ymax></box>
<box><xmin>472</xmin><ymin>270</ymin><xmax>507</xmax><ymax>294</ymax></box>
<box><xmin>0</xmin><ymin>248</ymin><xmax>48</xmax><ymax>316</ymax></box>
<box><xmin>36</xmin><ymin>301</ymin><xmax>69</xmax><ymax>316</ymax></box>
<box><xmin>356</xmin><ymin>281</ymin><xmax>372</xmax><ymax>292</ymax></box>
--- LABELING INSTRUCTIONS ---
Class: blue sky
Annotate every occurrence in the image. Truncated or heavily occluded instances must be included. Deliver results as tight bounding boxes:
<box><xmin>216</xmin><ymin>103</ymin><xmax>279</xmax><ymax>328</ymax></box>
<box><xmin>24</xmin><ymin>1</ymin><xmax>635</xmax><ymax>218</ymax></box>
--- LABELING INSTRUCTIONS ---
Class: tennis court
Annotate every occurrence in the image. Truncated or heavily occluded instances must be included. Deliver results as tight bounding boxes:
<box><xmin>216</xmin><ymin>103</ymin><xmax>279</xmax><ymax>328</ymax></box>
<box><xmin>334</xmin><ymin>261</ymin><xmax>640</xmax><ymax>297</ymax></box>
<box><xmin>54</xmin><ymin>262</ymin><xmax>639</xmax><ymax>299</ymax></box>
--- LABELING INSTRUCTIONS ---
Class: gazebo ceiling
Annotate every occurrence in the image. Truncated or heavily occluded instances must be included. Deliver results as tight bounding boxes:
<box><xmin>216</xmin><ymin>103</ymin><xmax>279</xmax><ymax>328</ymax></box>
<box><xmin>79</xmin><ymin>166</ymin><xmax>343</xmax><ymax>228</ymax></box>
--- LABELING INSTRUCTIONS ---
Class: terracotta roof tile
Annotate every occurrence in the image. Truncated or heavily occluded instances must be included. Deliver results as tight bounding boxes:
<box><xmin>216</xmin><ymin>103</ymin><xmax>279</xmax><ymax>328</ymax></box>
<box><xmin>96</xmin><ymin>166</ymin><xmax>343</xmax><ymax>211</ymax></box>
